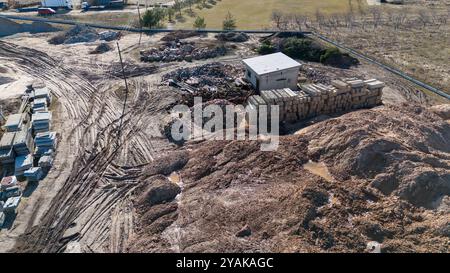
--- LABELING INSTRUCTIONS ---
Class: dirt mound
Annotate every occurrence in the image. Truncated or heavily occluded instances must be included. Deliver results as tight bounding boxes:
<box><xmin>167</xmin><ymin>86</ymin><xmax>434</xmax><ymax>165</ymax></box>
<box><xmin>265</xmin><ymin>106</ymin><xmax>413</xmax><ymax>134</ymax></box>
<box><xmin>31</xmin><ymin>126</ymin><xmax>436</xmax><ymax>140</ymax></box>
<box><xmin>301</xmin><ymin>104</ymin><xmax>450</xmax><ymax>209</ymax></box>
<box><xmin>128</xmin><ymin>104</ymin><xmax>449</xmax><ymax>253</ymax></box>
<box><xmin>161</xmin><ymin>30</ymin><xmax>200</xmax><ymax>42</ymax></box>
<box><xmin>0</xmin><ymin>18</ymin><xmax>59</xmax><ymax>37</ymax></box>
<box><xmin>48</xmin><ymin>25</ymin><xmax>120</xmax><ymax>45</ymax></box>
<box><xmin>216</xmin><ymin>32</ymin><xmax>249</xmax><ymax>42</ymax></box>
<box><xmin>430</xmin><ymin>104</ymin><xmax>450</xmax><ymax>120</ymax></box>
<box><xmin>89</xmin><ymin>43</ymin><xmax>112</xmax><ymax>54</ymax></box>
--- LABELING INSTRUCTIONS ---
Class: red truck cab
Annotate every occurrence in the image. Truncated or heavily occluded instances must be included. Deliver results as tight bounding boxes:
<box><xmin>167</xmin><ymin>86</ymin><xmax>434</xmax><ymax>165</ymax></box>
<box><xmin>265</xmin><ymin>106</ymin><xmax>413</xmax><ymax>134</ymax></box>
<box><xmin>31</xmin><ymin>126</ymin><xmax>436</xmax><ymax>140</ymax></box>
<box><xmin>38</xmin><ymin>7</ymin><xmax>56</xmax><ymax>16</ymax></box>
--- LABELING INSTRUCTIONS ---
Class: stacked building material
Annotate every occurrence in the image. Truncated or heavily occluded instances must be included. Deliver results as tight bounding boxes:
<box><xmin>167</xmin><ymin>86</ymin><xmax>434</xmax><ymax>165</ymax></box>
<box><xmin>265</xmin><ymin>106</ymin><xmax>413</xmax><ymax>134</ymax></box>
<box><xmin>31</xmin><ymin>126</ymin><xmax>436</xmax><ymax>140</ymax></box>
<box><xmin>0</xmin><ymin>132</ymin><xmax>16</xmax><ymax>165</ymax></box>
<box><xmin>24</xmin><ymin>167</ymin><xmax>44</xmax><ymax>182</ymax></box>
<box><xmin>38</xmin><ymin>155</ymin><xmax>54</xmax><ymax>168</ymax></box>
<box><xmin>14</xmin><ymin>154</ymin><xmax>33</xmax><ymax>176</ymax></box>
<box><xmin>3</xmin><ymin>114</ymin><xmax>24</xmax><ymax>132</ymax></box>
<box><xmin>32</xmin><ymin>111</ymin><xmax>52</xmax><ymax>133</ymax></box>
<box><xmin>0</xmin><ymin>186</ymin><xmax>22</xmax><ymax>201</ymax></box>
<box><xmin>3</xmin><ymin>196</ymin><xmax>21</xmax><ymax>213</ymax></box>
<box><xmin>12</xmin><ymin>127</ymin><xmax>33</xmax><ymax>156</ymax></box>
<box><xmin>34</xmin><ymin>132</ymin><xmax>57</xmax><ymax>157</ymax></box>
<box><xmin>247</xmin><ymin>78</ymin><xmax>385</xmax><ymax>123</ymax></box>
<box><xmin>33</xmin><ymin>87</ymin><xmax>52</xmax><ymax>105</ymax></box>
<box><xmin>32</xmin><ymin>97</ymin><xmax>48</xmax><ymax>113</ymax></box>
<box><xmin>1</xmin><ymin>176</ymin><xmax>17</xmax><ymax>191</ymax></box>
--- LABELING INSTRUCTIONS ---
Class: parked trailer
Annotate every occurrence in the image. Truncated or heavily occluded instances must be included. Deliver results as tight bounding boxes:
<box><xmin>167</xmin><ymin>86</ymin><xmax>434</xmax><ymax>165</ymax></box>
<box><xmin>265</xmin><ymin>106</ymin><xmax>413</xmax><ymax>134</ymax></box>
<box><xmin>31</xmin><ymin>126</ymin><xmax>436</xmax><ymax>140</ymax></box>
<box><xmin>41</xmin><ymin>0</ymin><xmax>73</xmax><ymax>9</ymax></box>
<box><xmin>17</xmin><ymin>7</ymin><xmax>39</xmax><ymax>12</ymax></box>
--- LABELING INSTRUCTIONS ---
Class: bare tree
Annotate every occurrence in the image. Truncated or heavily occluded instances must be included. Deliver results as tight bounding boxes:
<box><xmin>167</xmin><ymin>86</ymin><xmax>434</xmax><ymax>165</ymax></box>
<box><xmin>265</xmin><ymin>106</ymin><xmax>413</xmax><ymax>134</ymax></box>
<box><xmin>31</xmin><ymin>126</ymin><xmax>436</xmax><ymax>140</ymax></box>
<box><xmin>369</xmin><ymin>7</ymin><xmax>382</xmax><ymax>29</ymax></box>
<box><xmin>292</xmin><ymin>14</ymin><xmax>308</xmax><ymax>31</ymax></box>
<box><xmin>344</xmin><ymin>11</ymin><xmax>355</xmax><ymax>31</ymax></box>
<box><xmin>417</xmin><ymin>10</ymin><xmax>431</xmax><ymax>29</ymax></box>
<box><xmin>315</xmin><ymin>9</ymin><xmax>325</xmax><ymax>29</ymax></box>
<box><xmin>271</xmin><ymin>10</ymin><xmax>285</xmax><ymax>29</ymax></box>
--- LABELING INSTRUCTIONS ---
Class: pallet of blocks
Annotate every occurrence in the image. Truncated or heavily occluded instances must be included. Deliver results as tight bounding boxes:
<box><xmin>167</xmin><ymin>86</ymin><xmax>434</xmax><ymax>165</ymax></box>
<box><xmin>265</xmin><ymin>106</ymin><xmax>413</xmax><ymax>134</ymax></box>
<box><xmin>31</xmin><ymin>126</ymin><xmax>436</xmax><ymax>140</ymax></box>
<box><xmin>259</xmin><ymin>89</ymin><xmax>298</xmax><ymax>122</ymax></box>
<box><xmin>24</xmin><ymin>167</ymin><xmax>44</xmax><ymax>182</ymax></box>
<box><xmin>34</xmin><ymin>132</ymin><xmax>57</xmax><ymax>157</ymax></box>
<box><xmin>32</xmin><ymin>111</ymin><xmax>52</xmax><ymax>133</ymax></box>
<box><xmin>246</xmin><ymin>94</ymin><xmax>267</xmax><ymax>125</ymax></box>
<box><xmin>33</xmin><ymin>87</ymin><xmax>52</xmax><ymax>106</ymax></box>
<box><xmin>32</xmin><ymin>97</ymin><xmax>48</xmax><ymax>113</ymax></box>
<box><xmin>12</xmin><ymin>126</ymin><xmax>33</xmax><ymax>156</ymax></box>
<box><xmin>0</xmin><ymin>132</ymin><xmax>16</xmax><ymax>165</ymax></box>
<box><xmin>3</xmin><ymin>113</ymin><xmax>26</xmax><ymax>132</ymax></box>
<box><xmin>14</xmin><ymin>154</ymin><xmax>33</xmax><ymax>176</ymax></box>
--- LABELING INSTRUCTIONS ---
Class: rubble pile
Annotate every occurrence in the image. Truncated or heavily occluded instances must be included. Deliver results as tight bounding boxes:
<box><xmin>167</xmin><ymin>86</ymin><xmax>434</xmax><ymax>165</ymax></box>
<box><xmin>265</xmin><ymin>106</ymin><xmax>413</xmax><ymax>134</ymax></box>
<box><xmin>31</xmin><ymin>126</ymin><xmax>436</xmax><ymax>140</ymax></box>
<box><xmin>163</xmin><ymin>63</ymin><xmax>242</xmax><ymax>90</ymax></box>
<box><xmin>248</xmin><ymin>78</ymin><xmax>384</xmax><ymax>122</ymax></box>
<box><xmin>140</xmin><ymin>41</ymin><xmax>227</xmax><ymax>63</ymax></box>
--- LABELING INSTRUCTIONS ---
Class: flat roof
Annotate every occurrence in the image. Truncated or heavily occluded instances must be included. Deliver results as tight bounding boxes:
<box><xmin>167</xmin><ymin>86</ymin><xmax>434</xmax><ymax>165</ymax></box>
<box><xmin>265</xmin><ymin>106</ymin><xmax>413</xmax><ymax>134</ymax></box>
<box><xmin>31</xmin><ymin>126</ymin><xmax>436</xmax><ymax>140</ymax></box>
<box><xmin>242</xmin><ymin>52</ymin><xmax>301</xmax><ymax>76</ymax></box>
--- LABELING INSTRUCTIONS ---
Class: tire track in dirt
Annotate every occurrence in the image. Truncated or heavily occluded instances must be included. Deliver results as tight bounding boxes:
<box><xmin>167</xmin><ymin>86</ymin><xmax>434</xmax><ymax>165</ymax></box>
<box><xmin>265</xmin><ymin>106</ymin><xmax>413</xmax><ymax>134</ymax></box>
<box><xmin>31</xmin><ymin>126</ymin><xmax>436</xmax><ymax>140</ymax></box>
<box><xmin>0</xmin><ymin>41</ymin><xmax>167</xmax><ymax>252</ymax></box>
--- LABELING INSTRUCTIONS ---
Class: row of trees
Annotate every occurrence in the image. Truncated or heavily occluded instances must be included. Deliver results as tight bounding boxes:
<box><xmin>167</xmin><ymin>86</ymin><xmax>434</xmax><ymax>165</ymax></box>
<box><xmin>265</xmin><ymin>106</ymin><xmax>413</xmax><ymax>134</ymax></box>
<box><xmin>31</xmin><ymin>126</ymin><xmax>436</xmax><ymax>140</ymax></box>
<box><xmin>270</xmin><ymin>5</ymin><xmax>450</xmax><ymax>32</ymax></box>
<box><xmin>142</xmin><ymin>7</ymin><xmax>237</xmax><ymax>30</ymax></box>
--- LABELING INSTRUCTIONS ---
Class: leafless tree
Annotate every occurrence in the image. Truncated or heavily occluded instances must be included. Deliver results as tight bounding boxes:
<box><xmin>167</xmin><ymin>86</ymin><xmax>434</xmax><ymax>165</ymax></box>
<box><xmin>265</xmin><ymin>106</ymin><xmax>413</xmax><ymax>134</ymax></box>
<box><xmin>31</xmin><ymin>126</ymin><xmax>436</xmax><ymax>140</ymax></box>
<box><xmin>344</xmin><ymin>11</ymin><xmax>355</xmax><ymax>31</ymax></box>
<box><xmin>292</xmin><ymin>14</ymin><xmax>308</xmax><ymax>31</ymax></box>
<box><xmin>271</xmin><ymin>10</ymin><xmax>285</xmax><ymax>29</ymax></box>
<box><xmin>348</xmin><ymin>0</ymin><xmax>354</xmax><ymax>15</ymax></box>
<box><xmin>417</xmin><ymin>9</ymin><xmax>431</xmax><ymax>29</ymax></box>
<box><xmin>315</xmin><ymin>9</ymin><xmax>325</xmax><ymax>29</ymax></box>
<box><xmin>369</xmin><ymin>7</ymin><xmax>382</xmax><ymax>29</ymax></box>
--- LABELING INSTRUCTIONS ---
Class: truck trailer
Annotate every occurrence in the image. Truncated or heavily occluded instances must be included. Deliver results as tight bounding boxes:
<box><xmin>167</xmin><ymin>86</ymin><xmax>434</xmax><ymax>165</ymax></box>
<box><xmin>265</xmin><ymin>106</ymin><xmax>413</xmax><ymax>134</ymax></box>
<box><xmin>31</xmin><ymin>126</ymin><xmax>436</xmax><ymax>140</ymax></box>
<box><xmin>41</xmin><ymin>0</ymin><xmax>73</xmax><ymax>9</ymax></box>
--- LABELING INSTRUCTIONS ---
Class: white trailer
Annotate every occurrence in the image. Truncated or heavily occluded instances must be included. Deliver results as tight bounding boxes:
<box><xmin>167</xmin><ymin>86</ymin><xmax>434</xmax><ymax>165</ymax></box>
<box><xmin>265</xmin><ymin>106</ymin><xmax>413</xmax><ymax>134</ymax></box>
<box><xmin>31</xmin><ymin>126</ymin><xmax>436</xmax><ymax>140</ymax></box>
<box><xmin>41</xmin><ymin>0</ymin><xmax>73</xmax><ymax>9</ymax></box>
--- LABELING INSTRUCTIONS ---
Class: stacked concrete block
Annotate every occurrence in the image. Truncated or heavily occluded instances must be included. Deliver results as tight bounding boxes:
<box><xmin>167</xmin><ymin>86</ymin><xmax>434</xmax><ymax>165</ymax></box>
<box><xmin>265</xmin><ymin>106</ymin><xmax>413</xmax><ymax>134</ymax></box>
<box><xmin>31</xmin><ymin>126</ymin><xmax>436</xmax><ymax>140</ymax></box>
<box><xmin>32</xmin><ymin>111</ymin><xmax>52</xmax><ymax>133</ymax></box>
<box><xmin>0</xmin><ymin>132</ymin><xmax>16</xmax><ymax>165</ymax></box>
<box><xmin>3</xmin><ymin>114</ymin><xmax>25</xmax><ymax>132</ymax></box>
<box><xmin>12</xmin><ymin>127</ymin><xmax>32</xmax><ymax>156</ymax></box>
<box><xmin>247</xmin><ymin>78</ymin><xmax>385</xmax><ymax>123</ymax></box>
<box><xmin>32</xmin><ymin>98</ymin><xmax>48</xmax><ymax>113</ymax></box>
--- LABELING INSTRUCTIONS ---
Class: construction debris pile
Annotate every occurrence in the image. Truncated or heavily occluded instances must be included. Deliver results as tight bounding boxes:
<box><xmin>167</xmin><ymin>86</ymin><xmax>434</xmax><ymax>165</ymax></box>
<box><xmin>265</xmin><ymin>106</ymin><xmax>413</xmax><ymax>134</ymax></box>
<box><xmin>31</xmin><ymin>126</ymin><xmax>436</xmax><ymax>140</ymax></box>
<box><xmin>140</xmin><ymin>41</ymin><xmax>227</xmax><ymax>63</ymax></box>
<box><xmin>0</xmin><ymin>84</ymin><xmax>57</xmax><ymax>220</ymax></box>
<box><xmin>163</xmin><ymin>63</ymin><xmax>250</xmax><ymax>104</ymax></box>
<box><xmin>163</xmin><ymin>63</ymin><xmax>244</xmax><ymax>92</ymax></box>
<box><xmin>247</xmin><ymin>78</ymin><xmax>385</xmax><ymax>122</ymax></box>
<box><xmin>48</xmin><ymin>25</ymin><xmax>120</xmax><ymax>45</ymax></box>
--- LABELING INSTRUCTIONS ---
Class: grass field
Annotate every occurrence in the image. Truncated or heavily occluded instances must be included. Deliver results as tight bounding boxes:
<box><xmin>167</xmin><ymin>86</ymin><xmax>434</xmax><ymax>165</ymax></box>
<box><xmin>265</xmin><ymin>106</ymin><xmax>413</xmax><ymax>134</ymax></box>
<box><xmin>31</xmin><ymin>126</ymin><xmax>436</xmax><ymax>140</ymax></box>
<box><xmin>175</xmin><ymin>0</ymin><xmax>364</xmax><ymax>29</ymax></box>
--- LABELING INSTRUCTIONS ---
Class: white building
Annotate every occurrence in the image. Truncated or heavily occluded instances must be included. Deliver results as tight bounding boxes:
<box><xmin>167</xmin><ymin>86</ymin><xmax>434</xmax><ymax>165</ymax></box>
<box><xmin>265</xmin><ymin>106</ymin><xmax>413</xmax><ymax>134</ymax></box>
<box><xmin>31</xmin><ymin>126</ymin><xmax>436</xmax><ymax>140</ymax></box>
<box><xmin>243</xmin><ymin>52</ymin><xmax>301</xmax><ymax>92</ymax></box>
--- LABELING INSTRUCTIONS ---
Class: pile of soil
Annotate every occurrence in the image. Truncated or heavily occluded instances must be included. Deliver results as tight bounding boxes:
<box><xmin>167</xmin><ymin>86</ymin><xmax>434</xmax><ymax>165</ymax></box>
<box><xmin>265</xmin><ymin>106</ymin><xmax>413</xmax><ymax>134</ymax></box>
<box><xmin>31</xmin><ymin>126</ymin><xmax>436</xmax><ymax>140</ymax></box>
<box><xmin>89</xmin><ymin>43</ymin><xmax>112</xmax><ymax>54</ymax></box>
<box><xmin>216</xmin><ymin>32</ymin><xmax>249</xmax><ymax>42</ymax></box>
<box><xmin>128</xmin><ymin>104</ymin><xmax>450</xmax><ymax>253</ymax></box>
<box><xmin>0</xmin><ymin>18</ymin><xmax>59</xmax><ymax>37</ymax></box>
<box><xmin>161</xmin><ymin>30</ymin><xmax>200</xmax><ymax>42</ymax></box>
<box><xmin>48</xmin><ymin>25</ymin><xmax>119</xmax><ymax>45</ymax></box>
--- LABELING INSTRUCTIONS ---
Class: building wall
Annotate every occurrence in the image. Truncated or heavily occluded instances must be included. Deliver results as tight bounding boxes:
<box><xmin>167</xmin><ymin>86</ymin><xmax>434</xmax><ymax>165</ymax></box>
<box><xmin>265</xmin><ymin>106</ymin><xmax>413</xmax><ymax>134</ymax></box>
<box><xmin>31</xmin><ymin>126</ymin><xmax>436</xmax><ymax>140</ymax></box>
<box><xmin>245</xmin><ymin>66</ymin><xmax>299</xmax><ymax>91</ymax></box>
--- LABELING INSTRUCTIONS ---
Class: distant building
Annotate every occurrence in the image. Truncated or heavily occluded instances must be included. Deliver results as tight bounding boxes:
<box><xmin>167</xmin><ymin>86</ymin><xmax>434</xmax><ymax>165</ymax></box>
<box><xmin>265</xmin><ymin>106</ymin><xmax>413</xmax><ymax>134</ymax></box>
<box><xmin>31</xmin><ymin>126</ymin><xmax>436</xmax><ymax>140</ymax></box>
<box><xmin>243</xmin><ymin>52</ymin><xmax>301</xmax><ymax>92</ymax></box>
